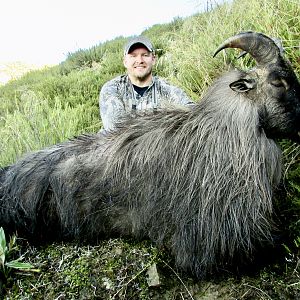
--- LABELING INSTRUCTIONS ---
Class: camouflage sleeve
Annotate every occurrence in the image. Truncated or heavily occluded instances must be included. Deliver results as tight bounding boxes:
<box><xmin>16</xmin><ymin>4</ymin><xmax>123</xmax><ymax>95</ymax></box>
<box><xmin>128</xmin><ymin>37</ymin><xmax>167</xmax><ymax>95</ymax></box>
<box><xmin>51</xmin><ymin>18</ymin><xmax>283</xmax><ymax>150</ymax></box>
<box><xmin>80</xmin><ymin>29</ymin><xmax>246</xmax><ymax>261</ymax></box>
<box><xmin>99</xmin><ymin>80</ymin><xmax>126</xmax><ymax>131</ymax></box>
<box><xmin>168</xmin><ymin>85</ymin><xmax>196</xmax><ymax>107</ymax></box>
<box><xmin>157</xmin><ymin>78</ymin><xmax>196</xmax><ymax>108</ymax></box>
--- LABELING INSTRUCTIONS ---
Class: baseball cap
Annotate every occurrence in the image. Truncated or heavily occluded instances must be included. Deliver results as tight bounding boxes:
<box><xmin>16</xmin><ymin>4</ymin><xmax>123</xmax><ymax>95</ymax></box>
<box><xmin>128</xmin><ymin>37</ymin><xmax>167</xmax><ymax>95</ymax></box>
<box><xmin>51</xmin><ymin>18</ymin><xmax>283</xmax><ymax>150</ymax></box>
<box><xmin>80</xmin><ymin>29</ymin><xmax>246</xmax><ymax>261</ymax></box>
<box><xmin>124</xmin><ymin>36</ymin><xmax>154</xmax><ymax>55</ymax></box>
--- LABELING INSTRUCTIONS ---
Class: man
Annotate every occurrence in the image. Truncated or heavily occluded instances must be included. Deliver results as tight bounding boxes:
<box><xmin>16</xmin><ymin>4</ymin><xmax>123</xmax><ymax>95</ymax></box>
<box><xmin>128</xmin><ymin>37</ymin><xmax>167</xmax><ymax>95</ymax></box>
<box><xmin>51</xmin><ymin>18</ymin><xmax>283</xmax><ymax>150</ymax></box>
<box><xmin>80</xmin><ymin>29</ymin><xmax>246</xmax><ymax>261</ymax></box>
<box><xmin>99</xmin><ymin>36</ymin><xmax>195</xmax><ymax>132</ymax></box>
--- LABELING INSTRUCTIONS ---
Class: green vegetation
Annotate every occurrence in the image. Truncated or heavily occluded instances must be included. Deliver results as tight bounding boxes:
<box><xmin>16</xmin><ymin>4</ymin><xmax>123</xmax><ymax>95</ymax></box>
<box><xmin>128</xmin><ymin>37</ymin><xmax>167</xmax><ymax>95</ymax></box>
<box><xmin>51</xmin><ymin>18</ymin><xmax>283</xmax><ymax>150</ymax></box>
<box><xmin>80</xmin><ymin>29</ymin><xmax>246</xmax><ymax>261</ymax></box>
<box><xmin>0</xmin><ymin>228</ymin><xmax>39</xmax><ymax>298</ymax></box>
<box><xmin>0</xmin><ymin>0</ymin><xmax>299</xmax><ymax>298</ymax></box>
<box><xmin>0</xmin><ymin>228</ymin><xmax>38</xmax><ymax>277</ymax></box>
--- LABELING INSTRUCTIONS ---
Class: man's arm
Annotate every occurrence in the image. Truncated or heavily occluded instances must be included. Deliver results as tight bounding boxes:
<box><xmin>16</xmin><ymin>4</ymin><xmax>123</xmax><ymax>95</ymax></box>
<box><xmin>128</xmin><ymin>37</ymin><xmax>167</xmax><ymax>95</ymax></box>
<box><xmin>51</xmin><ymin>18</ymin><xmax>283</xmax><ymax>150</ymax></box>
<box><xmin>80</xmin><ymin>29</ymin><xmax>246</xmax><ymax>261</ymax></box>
<box><xmin>157</xmin><ymin>78</ymin><xmax>196</xmax><ymax>108</ymax></box>
<box><xmin>99</xmin><ymin>81</ymin><xmax>126</xmax><ymax>132</ymax></box>
<box><xmin>168</xmin><ymin>85</ymin><xmax>196</xmax><ymax>107</ymax></box>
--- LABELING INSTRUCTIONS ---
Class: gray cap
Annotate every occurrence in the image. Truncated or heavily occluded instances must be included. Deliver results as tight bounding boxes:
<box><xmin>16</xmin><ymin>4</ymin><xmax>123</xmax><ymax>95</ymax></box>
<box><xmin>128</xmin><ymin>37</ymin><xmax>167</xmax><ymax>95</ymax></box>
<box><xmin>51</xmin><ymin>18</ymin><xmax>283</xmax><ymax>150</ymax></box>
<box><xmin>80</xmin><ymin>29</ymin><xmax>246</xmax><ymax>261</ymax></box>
<box><xmin>124</xmin><ymin>36</ymin><xmax>154</xmax><ymax>55</ymax></box>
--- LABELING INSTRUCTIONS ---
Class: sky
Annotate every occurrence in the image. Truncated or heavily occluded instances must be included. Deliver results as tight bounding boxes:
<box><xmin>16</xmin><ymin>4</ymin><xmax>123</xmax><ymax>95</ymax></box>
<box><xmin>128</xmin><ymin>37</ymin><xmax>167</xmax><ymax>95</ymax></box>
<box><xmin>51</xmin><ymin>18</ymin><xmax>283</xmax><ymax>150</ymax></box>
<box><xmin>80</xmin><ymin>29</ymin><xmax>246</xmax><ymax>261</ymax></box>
<box><xmin>0</xmin><ymin>0</ymin><xmax>225</xmax><ymax>66</ymax></box>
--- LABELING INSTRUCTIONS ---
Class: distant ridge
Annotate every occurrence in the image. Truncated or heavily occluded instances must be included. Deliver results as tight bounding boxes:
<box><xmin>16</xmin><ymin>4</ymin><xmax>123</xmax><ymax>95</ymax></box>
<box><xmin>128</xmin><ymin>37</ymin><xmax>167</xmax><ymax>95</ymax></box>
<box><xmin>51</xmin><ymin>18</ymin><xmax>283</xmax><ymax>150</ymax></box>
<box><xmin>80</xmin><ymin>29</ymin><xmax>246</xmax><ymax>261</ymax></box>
<box><xmin>0</xmin><ymin>61</ymin><xmax>46</xmax><ymax>85</ymax></box>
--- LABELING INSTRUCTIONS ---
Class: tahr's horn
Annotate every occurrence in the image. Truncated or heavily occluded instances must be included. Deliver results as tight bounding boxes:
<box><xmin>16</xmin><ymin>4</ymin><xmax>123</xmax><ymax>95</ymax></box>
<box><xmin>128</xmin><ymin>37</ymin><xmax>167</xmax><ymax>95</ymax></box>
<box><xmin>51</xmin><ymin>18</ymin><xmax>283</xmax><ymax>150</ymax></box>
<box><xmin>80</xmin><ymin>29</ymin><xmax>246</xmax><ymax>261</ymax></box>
<box><xmin>213</xmin><ymin>31</ymin><xmax>282</xmax><ymax>66</ymax></box>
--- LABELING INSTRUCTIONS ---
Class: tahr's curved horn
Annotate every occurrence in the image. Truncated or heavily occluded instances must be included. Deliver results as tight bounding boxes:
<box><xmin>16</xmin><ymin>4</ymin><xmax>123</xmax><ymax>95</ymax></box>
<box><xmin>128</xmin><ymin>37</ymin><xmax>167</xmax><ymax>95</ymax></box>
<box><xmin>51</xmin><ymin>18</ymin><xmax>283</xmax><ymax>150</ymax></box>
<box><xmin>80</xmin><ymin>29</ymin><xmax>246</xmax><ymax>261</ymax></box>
<box><xmin>213</xmin><ymin>31</ymin><xmax>282</xmax><ymax>65</ymax></box>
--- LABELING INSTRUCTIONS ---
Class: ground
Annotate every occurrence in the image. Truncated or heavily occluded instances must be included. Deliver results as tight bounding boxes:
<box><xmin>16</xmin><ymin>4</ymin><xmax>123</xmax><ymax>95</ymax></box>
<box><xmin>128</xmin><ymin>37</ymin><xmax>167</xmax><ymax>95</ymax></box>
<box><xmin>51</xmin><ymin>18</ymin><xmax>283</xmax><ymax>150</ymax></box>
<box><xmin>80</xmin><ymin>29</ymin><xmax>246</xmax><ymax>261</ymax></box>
<box><xmin>1</xmin><ymin>237</ymin><xmax>300</xmax><ymax>300</ymax></box>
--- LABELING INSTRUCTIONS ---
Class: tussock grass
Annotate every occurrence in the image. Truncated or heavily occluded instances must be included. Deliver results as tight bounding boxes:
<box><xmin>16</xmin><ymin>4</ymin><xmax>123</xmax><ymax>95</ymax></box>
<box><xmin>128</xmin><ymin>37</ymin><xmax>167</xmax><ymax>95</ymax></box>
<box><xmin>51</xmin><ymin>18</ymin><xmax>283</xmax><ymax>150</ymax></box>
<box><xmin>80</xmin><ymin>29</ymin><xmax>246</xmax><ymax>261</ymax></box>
<box><xmin>0</xmin><ymin>91</ymin><xmax>100</xmax><ymax>166</ymax></box>
<box><xmin>161</xmin><ymin>0</ymin><xmax>299</xmax><ymax>99</ymax></box>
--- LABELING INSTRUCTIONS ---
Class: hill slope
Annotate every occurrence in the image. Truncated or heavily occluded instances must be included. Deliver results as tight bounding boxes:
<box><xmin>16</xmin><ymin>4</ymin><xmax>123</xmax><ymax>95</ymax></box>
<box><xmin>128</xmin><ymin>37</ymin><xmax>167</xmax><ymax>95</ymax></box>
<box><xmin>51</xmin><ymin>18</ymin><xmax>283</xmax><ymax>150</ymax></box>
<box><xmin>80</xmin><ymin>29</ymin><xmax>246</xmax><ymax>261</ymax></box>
<box><xmin>0</xmin><ymin>0</ymin><xmax>299</xmax><ymax>298</ymax></box>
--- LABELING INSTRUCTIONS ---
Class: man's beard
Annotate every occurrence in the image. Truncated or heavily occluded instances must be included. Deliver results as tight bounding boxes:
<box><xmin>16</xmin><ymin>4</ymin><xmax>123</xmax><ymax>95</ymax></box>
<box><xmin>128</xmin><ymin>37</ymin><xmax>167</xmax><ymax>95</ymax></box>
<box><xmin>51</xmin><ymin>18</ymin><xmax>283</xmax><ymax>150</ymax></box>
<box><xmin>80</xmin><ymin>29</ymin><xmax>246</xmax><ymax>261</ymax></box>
<box><xmin>135</xmin><ymin>69</ymin><xmax>152</xmax><ymax>82</ymax></box>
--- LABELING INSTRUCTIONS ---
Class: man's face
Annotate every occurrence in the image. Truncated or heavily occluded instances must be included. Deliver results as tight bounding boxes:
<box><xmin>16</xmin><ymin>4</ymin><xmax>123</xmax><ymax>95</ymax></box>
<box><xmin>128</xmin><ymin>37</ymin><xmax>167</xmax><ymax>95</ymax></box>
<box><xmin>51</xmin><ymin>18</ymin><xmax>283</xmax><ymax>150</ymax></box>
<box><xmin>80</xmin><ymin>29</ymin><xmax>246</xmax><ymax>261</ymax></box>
<box><xmin>123</xmin><ymin>46</ymin><xmax>156</xmax><ymax>82</ymax></box>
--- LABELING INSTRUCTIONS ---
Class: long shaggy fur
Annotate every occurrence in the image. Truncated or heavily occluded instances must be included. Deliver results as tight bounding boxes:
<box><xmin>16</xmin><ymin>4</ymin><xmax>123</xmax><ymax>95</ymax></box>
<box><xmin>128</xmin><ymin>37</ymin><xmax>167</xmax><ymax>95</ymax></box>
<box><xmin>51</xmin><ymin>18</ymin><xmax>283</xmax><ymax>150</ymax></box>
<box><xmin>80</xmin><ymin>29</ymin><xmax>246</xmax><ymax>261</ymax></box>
<box><xmin>0</xmin><ymin>70</ymin><xmax>286</xmax><ymax>277</ymax></box>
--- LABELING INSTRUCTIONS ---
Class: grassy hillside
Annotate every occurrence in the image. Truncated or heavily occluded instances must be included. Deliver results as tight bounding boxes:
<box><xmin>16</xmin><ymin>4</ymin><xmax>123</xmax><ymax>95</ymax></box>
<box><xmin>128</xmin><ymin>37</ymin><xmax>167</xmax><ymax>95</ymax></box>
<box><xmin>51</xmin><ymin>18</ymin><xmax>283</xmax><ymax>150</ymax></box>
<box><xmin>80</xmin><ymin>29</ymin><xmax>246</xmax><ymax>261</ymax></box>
<box><xmin>0</xmin><ymin>0</ymin><xmax>299</xmax><ymax>163</ymax></box>
<box><xmin>0</xmin><ymin>0</ymin><xmax>299</xmax><ymax>165</ymax></box>
<box><xmin>0</xmin><ymin>0</ymin><xmax>299</xmax><ymax>298</ymax></box>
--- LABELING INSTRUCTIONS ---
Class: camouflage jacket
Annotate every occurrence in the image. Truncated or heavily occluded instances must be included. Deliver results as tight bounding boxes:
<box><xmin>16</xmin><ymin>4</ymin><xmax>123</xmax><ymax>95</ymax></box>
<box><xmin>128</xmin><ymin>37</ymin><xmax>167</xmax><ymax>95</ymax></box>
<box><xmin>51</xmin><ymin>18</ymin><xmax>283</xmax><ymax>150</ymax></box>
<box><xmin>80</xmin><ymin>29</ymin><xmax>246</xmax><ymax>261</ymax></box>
<box><xmin>99</xmin><ymin>74</ymin><xmax>195</xmax><ymax>131</ymax></box>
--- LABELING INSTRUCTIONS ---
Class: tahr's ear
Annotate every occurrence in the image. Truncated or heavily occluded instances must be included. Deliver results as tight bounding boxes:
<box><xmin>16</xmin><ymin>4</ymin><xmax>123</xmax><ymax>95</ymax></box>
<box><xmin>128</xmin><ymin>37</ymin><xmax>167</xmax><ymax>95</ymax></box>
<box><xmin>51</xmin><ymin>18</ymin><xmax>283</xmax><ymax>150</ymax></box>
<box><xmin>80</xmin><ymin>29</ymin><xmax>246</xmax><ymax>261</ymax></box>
<box><xmin>229</xmin><ymin>78</ymin><xmax>257</xmax><ymax>92</ymax></box>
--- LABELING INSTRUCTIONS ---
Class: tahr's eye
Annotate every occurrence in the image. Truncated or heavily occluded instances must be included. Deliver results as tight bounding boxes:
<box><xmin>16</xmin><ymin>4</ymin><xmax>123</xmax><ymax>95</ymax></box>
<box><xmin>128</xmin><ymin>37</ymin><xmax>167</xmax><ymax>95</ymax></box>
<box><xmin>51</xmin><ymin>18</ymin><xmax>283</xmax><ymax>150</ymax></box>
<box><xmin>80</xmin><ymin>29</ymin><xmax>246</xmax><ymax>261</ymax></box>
<box><xmin>271</xmin><ymin>79</ymin><xmax>283</xmax><ymax>87</ymax></box>
<box><xmin>271</xmin><ymin>78</ymin><xmax>289</xmax><ymax>89</ymax></box>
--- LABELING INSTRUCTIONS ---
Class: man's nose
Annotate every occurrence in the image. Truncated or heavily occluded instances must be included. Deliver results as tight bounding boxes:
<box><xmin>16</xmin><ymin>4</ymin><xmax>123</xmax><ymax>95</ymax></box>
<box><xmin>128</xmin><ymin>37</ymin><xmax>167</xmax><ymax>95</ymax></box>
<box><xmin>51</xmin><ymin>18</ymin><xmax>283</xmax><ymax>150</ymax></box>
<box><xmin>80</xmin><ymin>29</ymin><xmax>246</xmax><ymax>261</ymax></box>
<box><xmin>136</xmin><ymin>55</ymin><xmax>145</xmax><ymax>63</ymax></box>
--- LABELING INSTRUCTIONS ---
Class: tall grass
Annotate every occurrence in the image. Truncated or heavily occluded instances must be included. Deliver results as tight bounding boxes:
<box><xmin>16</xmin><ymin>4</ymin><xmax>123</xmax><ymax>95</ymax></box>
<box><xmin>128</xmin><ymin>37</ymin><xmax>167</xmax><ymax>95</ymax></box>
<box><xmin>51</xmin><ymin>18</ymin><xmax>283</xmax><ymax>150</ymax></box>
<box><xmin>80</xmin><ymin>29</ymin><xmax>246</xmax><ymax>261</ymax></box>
<box><xmin>0</xmin><ymin>90</ymin><xmax>100</xmax><ymax>166</ymax></box>
<box><xmin>161</xmin><ymin>0</ymin><xmax>300</xmax><ymax>99</ymax></box>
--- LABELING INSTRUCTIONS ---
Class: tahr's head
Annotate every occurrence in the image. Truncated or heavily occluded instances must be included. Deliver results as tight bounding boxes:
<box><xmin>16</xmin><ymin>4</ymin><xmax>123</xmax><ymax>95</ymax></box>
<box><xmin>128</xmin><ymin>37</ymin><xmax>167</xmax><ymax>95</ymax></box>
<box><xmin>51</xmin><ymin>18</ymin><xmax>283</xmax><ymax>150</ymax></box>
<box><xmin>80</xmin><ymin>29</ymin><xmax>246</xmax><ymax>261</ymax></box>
<box><xmin>214</xmin><ymin>31</ymin><xmax>300</xmax><ymax>142</ymax></box>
